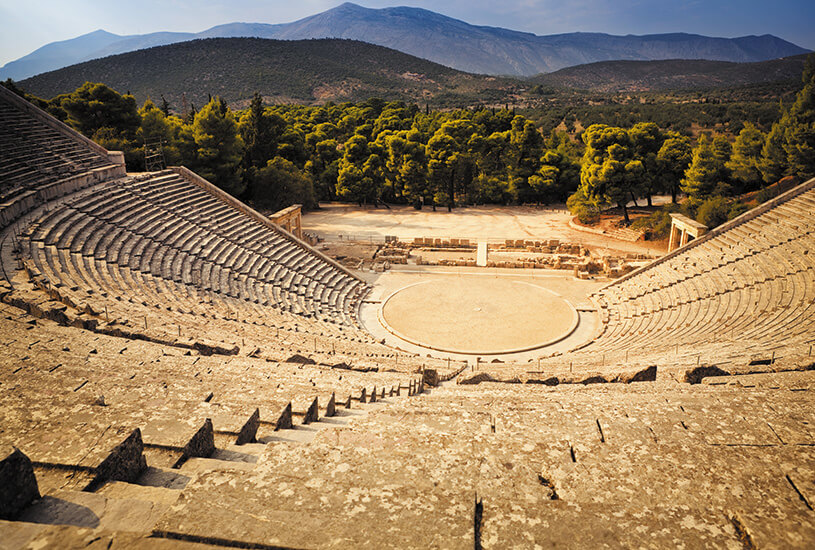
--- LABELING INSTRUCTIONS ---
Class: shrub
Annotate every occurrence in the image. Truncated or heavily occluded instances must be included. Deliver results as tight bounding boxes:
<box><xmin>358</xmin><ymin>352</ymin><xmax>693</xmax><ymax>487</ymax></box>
<box><xmin>631</xmin><ymin>203</ymin><xmax>679</xmax><ymax>240</ymax></box>
<box><xmin>727</xmin><ymin>202</ymin><xmax>750</xmax><ymax>220</ymax></box>
<box><xmin>696</xmin><ymin>196</ymin><xmax>731</xmax><ymax>229</ymax></box>
<box><xmin>567</xmin><ymin>190</ymin><xmax>600</xmax><ymax>224</ymax></box>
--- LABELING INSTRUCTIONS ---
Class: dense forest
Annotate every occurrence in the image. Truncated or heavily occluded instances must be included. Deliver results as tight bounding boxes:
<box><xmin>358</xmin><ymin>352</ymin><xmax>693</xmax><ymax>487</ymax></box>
<box><xmin>3</xmin><ymin>52</ymin><xmax>813</xmax><ymax>239</ymax></box>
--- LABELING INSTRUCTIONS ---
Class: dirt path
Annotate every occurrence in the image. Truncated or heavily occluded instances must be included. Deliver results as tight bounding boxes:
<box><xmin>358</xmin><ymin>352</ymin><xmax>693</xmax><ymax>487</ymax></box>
<box><xmin>302</xmin><ymin>203</ymin><xmax>664</xmax><ymax>256</ymax></box>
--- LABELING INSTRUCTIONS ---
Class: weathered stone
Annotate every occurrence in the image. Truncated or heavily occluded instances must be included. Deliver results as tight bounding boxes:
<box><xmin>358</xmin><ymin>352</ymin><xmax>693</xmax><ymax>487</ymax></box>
<box><xmin>275</xmin><ymin>403</ymin><xmax>293</xmax><ymax>431</ymax></box>
<box><xmin>285</xmin><ymin>354</ymin><xmax>316</xmax><ymax>365</ymax></box>
<box><xmin>182</xmin><ymin>419</ymin><xmax>215</xmax><ymax>459</ymax></box>
<box><xmin>624</xmin><ymin>365</ymin><xmax>657</xmax><ymax>383</ymax></box>
<box><xmin>303</xmin><ymin>398</ymin><xmax>319</xmax><ymax>425</ymax></box>
<box><xmin>685</xmin><ymin>365</ymin><xmax>729</xmax><ymax>384</ymax></box>
<box><xmin>235</xmin><ymin>409</ymin><xmax>260</xmax><ymax>445</ymax></box>
<box><xmin>423</xmin><ymin>368</ymin><xmax>440</xmax><ymax>387</ymax></box>
<box><xmin>0</xmin><ymin>447</ymin><xmax>40</xmax><ymax>520</ymax></box>
<box><xmin>459</xmin><ymin>372</ymin><xmax>497</xmax><ymax>385</ymax></box>
<box><xmin>94</xmin><ymin>429</ymin><xmax>147</xmax><ymax>484</ymax></box>
<box><xmin>326</xmin><ymin>393</ymin><xmax>336</xmax><ymax>417</ymax></box>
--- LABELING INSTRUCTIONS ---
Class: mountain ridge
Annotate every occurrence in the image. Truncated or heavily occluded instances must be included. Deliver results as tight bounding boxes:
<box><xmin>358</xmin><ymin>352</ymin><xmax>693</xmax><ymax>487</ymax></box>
<box><xmin>530</xmin><ymin>55</ymin><xmax>809</xmax><ymax>92</ymax></box>
<box><xmin>1</xmin><ymin>2</ymin><xmax>808</xmax><ymax>80</ymax></box>
<box><xmin>17</xmin><ymin>37</ymin><xmax>519</xmax><ymax>107</ymax></box>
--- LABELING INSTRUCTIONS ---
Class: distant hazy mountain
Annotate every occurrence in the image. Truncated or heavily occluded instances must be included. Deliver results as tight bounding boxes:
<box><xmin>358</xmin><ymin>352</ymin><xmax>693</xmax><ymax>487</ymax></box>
<box><xmin>1</xmin><ymin>2</ymin><xmax>809</xmax><ymax>80</ymax></box>
<box><xmin>530</xmin><ymin>55</ymin><xmax>810</xmax><ymax>92</ymax></box>
<box><xmin>19</xmin><ymin>38</ymin><xmax>519</xmax><ymax>107</ymax></box>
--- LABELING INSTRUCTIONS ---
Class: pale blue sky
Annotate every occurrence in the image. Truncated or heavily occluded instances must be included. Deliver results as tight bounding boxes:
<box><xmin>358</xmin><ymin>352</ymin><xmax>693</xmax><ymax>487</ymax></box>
<box><xmin>1</xmin><ymin>0</ymin><xmax>812</xmax><ymax>66</ymax></box>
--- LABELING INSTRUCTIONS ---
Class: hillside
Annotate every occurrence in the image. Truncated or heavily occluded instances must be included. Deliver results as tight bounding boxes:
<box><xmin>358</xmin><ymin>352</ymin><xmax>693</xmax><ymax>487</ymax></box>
<box><xmin>2</xmin><ymin>2</ymin><xmax>808</xmax><ymax>80</ymax></box>
<box><xmin>19</xmin><ymin>38</ymin><xmax>519</xmax><ymax>107</ymax></box>
<box><xmin>529</xmin><ymin>55</ymin><xmax>809</xmax><ymax>92</ymax></box>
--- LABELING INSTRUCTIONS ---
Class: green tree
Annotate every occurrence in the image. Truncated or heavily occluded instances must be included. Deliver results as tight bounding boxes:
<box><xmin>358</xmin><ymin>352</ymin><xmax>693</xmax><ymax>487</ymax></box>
<box><xmin>782</xmin><ymin>58</ymin><xmax>815</xmax><ymax>179</ymax></box>
<box><xmin>426</xmin><ymin>131</ymin><xmax>460</xmax><ymax>211</ymax></box>
<box><xmin>239</xmin><ymin>92</ymin><xmax>286</xmax><ymax>170</ymax></box>
<box><xmin>251</xmin><ymin>156</ymin><xmax>315</xmax><ymax>211</ymax></box>
<box><xmin>760</xmin><ymin>118</ymin><xmax>788</xmax><ymax>184</ymax></box>
<box><xmin>304</xmin><ymin>139</ymin><xmax>341</xmax><ymax>201</ymax></box>
<box><xmin>59</xmin><ymin>82</ymin><xmax>140</xmax><ymax>138</ymax></box>
<box><xmin>336</xmin><ymin>135</ymin><xmax>383</xmax><ymax>204</ymax></box>
<box><xmin>759</xmin><ymin>53</ymin><xmax>815</xmax><ymax>182</ymax></box>
<box><xmin>656</xmin><ymin>134</ymin><xmax>692</xmax><ymax>203</ymax></box>
<box><xmin>192</xmin><ymin>97</ymin><xmax>245</xmax><ymax>196</ymax></box>
<box><xmin>574</xmin><ymin>124</ymin><xmax>638</xmax><ymax>224</ymax></box>
<box><xmin>506</xmin><ymin>116</ymin><xmax>544</xmax><ymax>203</ymax></box>
<box><xmin>681</xmin><ymin>134</ymin><xmax>728</xmax><ymax>202</ymax></box>
<box><xmin>627</xmin><ymin>122</ymin><xmax>664</xmax><ymax>206</ymax></box>
<box><xmin>726</xmin><ymin>122</ymin><xmax>765</xmax><ymax>191</ymax></box>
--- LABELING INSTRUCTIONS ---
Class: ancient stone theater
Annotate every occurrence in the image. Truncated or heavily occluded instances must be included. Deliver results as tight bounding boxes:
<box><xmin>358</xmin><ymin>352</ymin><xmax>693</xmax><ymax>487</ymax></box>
<box><xmin>1</xmin><ymin>84</ymin><xmax>814</xmax><ymax>548</ymax></box>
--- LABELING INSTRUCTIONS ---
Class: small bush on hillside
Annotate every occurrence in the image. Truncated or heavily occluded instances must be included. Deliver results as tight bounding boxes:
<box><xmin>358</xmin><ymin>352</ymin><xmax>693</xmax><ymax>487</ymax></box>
<box><xmin>631</xmin><ymin>203</ymin><xmax>680</xmax><ymax>240</ymax></box>
<box><xmin>727</xmin><ymin>202</ymin><xmax>750</xmax><ymax>220</ymax></box>
<box><xmin>696</xmin><ymin>196</ymin><xmax>731</xmax><ymax>228</ymax></box>
<box><xmin>567</xmin><ymin>189</ymin><xmax>600</xmax><ymax>224</ymax></box>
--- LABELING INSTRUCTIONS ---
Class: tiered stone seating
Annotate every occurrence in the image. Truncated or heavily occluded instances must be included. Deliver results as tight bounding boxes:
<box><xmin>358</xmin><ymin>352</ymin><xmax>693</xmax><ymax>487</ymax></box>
<box><xmin>21</xmin><ymin>169</ymin><xmax>369</xmax><ymax>325</ymax></box>
<box><xmin>2</xmin><ymin>85</ymin><xmax>813</xmax><ymax>548</ymax></box>
<box><xmin>474</xmin><ymin>179</ymin><xmax>815</xmax><ymax>383</ymax></box>
<box><xmin>0</xmin><ymin>85</ymin><xmax>125</xmax><ymax>230</ymax></box>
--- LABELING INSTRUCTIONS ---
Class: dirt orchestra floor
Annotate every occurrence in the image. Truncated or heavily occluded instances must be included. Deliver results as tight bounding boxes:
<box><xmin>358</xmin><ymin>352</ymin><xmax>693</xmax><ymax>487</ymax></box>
<box><xmin>359</xmin><ymin>266</ymin><xmax>605</xmax><ymax>362</ymax></box>
<box><xmin>380</xmin><ymin>277</ymin><xmax>578</xmax><ymax>354</ymax></box>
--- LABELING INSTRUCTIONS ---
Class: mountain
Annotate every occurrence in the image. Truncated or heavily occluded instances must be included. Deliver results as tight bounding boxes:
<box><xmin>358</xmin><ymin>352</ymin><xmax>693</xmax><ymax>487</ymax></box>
<box><xmin>18</xmin><ymin>38</ymin><xmax>519</xmax><ymax>107</ymax></box>
<box><xmin>530</xmin><ymin>55</ymin><xmax>809</xmax><ymax>92</ymax></box>
<box><xmin>0</xmin><ymin>29</ymin><xmax>124</xmax><ymax>81</ymax></box>
<box><xmin>1</xmin><ymin>3</ymin><xmax>809</xmax><ymax>80</ymax></box>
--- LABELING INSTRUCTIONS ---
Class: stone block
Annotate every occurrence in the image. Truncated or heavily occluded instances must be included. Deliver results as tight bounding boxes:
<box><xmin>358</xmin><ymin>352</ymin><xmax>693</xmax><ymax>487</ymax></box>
<box><xmin>95</xmin><ymin>429</ymin><xmax>147</xmax><ymax>484</ymax></box>
<box><xmin>235</xmin><ymin>409</ymin><xmax>260</xmax><ymax>445</ymax></box>
<box><xmin>0</xmin><ymin>446</ymin><xmax>40</xmax><ymax>520</ymax></box>
<box><xmin>183</xmin><ymin>419</ymin><xmax>215</xmax><ymax>459</ymax></box>
<box><xmin>275</xmin><ymin>403</ymin><xmax>293</xmax><ymax>431</ymax></box>
<box><xmin>303</xmin><ymin>398</ymin><xmax>319</xmax><ymax>425</ymax></box>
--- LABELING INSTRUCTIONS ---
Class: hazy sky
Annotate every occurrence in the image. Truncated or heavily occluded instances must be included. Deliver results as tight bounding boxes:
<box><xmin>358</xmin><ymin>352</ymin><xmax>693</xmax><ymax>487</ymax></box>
<box><xmin>1</xmin><ymin>0</ymin><xmax>813</xmax><ymax>66</ymax></box>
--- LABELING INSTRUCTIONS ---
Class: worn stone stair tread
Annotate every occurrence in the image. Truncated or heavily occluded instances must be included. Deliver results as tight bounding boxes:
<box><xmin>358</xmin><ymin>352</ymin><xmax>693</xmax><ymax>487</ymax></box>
<box><xmin>96</xmin><ymin>480</ymin><xmax>182</xmax><ymax>506</ymax></box>
<box><xmin>0</xmin><ymin>519</ymin><xmax>221</xmax><ymax>549</ymax></box>
<box><xmin>17</xmin><ymin>488</ymin><xmax>169</xmax><ymax>533</ymax></box>
<box><xmin>177</xmin><ymin>457</ymin><xmax>256</xmax><ymax>474</ymax></box>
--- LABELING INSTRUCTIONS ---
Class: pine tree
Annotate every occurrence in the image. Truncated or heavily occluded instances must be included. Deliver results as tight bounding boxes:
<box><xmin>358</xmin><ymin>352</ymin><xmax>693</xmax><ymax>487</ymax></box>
<box><xmin>192</xmin><ymin>97</ymin><xmax>245</xmax><ymax>196</ymax></box>
<box><xmin>657</xmin><ymin>134</ymin><xmax>692</xmax><ymax>203</ymax></box>
<box><xmin>681</xmin><ymin>134</ymin><xmax>726</xmax><ymax>202</ymax></box>
<box><xmin>759</xmin><ymin>115</ymin><xmax>788</xmax><ymax>184</ymax></box>
<box><xmin>759</xmin><ymin>52</ymin><xmax>815</xmax><ymax>182</ymax></box>
<box><xmin>726</xmin><ymin>122</ymin><xmax>765</xmax><ymax>190</ymax></box>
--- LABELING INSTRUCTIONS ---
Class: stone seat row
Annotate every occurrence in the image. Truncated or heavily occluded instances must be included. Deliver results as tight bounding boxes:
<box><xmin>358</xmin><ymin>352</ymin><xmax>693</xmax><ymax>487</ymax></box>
<box><xmin>23</xmin><ymin>172</ymin><xmax>367</xmax><ymax>327</ymax></box>
<box><xmin>0</xmin><ymin>304</ymin><xmax>424</xmax><ymax>494</ymax></box>
<box><xmin>13</xmin><ymin>250</ymin><xmax>457</xmax><ymax>375</ymax></box>
<box><xmin>601</xmin><ymin>189</ymin><xmax>815</xmax><ymax>304</ymax></box>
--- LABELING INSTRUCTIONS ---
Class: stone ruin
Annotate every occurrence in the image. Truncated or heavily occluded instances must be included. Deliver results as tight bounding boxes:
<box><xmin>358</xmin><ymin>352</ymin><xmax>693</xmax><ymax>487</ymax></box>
<box><xmin>0</xmin><ymin>84</ymin><xmax>814</xmax><ymax>548</ymax></box>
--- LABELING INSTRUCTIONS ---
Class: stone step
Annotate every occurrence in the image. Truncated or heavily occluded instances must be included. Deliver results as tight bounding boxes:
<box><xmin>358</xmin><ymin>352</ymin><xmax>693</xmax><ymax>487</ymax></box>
<box><xmin>17</xmin><ymin>488</ymin><xmax>169</xmax><ymax>533</ymax></box>
<box><xmin>177</xmin><ymin>457</ymin><xmax>256</xmax><ymax>475</ymax></box>
<box><xmin>96</xmin><ymin>480</ymin><xmax>182</xmax><ymax>506</ymax></box>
